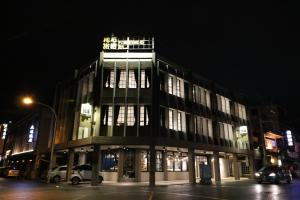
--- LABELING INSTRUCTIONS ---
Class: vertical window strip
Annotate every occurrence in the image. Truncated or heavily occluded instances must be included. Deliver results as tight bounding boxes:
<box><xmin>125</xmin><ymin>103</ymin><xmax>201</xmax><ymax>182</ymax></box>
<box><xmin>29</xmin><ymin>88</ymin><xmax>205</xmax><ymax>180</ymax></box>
<box><xmin>168</xmin><ymin>76</ymin><xmax>173</xmax><ymax>95</ymax></box>
<box><xmin>118</xmin><ymin>70</ymin><xmax>126</xmax><ymax>88</ymax></box>
<box><xmin>176</xmin><ymin>78</ymin><xmax>181</xmax><ymax>97</ymax></box>
<box><xmin>128</xmin><ymin>70</ymin><xmax>137</xmax><ymax>88</ymax></box>
<box><xmin>109</xmin><ymin>71</ymin><xmax>114</xmax><ymax>88</ymax></box>
<box><xmin>108</xmin><ymin>106</ymin><xmax>112</xmax><ymax>125</ymax></box>
<box><xmin>169</xmin><ymin>110</ymin><xmax>173</xmax><ymax>129</ymax></box>
<box><xmin>117</xmin><ymin>106</ymin><xmax>125</xmax><ymax>125</ymax></box>
<box><xmin>127</xmin><ymin>106</ymin><xmax>135</xmax><ymax>126</ymax></box>
<box><xmin>177</xmin><ymin>112</ymin><xmax>182</xmax><ymax>131</ymax></box>
<box><xmin>141</xmin><ymin>70</ymin><xmax>146</xmax><ymax>88</ymax></box>
<box><xmin>140</xmin><ymin>106</ymin><xmax>145</xmax><ymax>126</ymax></box>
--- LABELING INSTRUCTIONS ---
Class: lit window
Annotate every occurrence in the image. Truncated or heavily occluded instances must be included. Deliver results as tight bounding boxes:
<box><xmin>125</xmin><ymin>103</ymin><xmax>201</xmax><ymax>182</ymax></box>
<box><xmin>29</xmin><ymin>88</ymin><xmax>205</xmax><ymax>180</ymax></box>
<box><xmin>177</xmin><ymin>112</ymin><xmax>182</xmax><ymax>131</ymax></box>
<box><xmin>168</xmin><ymin>76</ymin><xmax>173</xmax><ymax>95</ymax></box>
<box><xmin>140</xmin><ymin>106</ymin><xmax>149</xmax><ymax>126</ymax></box>
<box><xmin>169</xmin><ymin>110</ymin><xmax>173</xmax><ymax>129</ymax></box>
<box><xmin>108</xmin><ymin>106</ymin><xmax>112</xmax><ymax>126</ymax></box>
<box><xmin>128</xmin><ymin>70</ymin><xmax>137</xmax><ymax>88</ymax></box>
<box><xmin>140</xmin><ymin>150</ymin><xmax>149</xmax><ymax>171</ymax></box>
<box><xmin>192</xmin><ymin>85</ymin><xmax>196</xmax><ymax>102</ymax></box>
<box><xmin>141</xmin><ymin>70</ymin><xmax>150</xmax><ymax>89</ymax></box>
<box><xmin>127</xmin><ymin>106</ymin><xmax>135</xmax><ymax>126</ymax></box>
<box><xmin>117</xmin><ymin>106</ymin><xmax>125</xmax><ymax>125</ymax></box>
<box><xmin>118</xmin><ymin>70</ymin><xmax>126</xmax><ymax>88</ymax></box>
<box><xmin>176</xmin><ymin>78</ymin><xmax>181</xmax><ymax>97</ymax></box>
<box><xmin>109</xmin><ymin>71</ymin><xmax>114</xmax><ymax>88</ymax></box>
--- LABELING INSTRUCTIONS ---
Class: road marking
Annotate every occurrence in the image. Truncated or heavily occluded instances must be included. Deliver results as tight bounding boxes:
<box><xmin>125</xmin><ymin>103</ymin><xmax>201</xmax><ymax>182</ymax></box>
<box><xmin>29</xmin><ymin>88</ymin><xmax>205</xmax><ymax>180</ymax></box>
<box><xmin>144</xmin><ymin>191</ymin><xmax>229</xmax><ymax>200</ymax></box>
<box><xmin>148</xmin><ymin>191</ymin><xmax>153</xmax><ymax>200</ymax></box>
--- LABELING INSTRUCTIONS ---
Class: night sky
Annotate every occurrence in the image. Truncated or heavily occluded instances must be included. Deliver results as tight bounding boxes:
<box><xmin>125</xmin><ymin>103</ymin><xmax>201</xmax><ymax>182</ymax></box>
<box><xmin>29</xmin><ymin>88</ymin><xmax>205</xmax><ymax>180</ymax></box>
<box><xmin>3</xmin><ymin>2</ymin><xmax>300</xmax><ymax>132</ymax></box>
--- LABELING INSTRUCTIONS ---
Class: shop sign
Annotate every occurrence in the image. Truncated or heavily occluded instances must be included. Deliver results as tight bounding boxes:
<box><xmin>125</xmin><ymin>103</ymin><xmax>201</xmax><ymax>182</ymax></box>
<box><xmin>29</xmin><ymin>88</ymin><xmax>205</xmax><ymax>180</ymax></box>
<box><xmin>286</xmin><ymin>130</ymin><xmax>293</xmax><ymax>146</ymax></box>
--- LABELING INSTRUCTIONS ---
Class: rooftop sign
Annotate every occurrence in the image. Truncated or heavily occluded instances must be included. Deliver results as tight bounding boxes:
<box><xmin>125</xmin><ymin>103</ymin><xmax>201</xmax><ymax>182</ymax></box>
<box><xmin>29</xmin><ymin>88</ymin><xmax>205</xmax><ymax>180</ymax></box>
<box><xmin>102</xmin><ymin>36</ymin><xmax>154</xmax><ymax>51</ymax></box>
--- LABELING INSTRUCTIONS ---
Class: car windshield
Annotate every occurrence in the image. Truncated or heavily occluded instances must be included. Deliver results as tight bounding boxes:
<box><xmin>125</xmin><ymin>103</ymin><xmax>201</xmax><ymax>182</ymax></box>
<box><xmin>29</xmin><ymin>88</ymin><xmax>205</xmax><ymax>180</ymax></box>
<box><xmin>259</xmin><ymin>166</ymin><xmax>280</xmax><ymax>172</ymax></box>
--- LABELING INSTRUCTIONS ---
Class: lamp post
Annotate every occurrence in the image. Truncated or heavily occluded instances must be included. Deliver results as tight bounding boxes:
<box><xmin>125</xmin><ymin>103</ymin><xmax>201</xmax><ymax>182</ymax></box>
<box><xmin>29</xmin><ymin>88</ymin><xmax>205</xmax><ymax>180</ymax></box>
<box><xmin>22</xmin><ymin>97</ymin><xmax>57</xmax><ymax>183</ymax></box>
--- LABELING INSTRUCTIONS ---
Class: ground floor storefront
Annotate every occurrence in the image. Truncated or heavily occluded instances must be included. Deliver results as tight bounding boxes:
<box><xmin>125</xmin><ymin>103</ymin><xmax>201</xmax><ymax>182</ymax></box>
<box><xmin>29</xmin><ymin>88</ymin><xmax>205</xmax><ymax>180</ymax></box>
<box><xmin>48</xmin><ymin>145</ymin><xmax>254</xmax><ymax>186</ymax></box>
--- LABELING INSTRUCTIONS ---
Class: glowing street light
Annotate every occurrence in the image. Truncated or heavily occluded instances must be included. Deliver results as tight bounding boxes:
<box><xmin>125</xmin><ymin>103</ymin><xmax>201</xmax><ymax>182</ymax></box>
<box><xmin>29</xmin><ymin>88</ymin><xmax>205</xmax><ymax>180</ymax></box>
<box><xmin>22</xmin><ymin>96</ymin><xmax>57</xmax><ymax>183</ymax></box>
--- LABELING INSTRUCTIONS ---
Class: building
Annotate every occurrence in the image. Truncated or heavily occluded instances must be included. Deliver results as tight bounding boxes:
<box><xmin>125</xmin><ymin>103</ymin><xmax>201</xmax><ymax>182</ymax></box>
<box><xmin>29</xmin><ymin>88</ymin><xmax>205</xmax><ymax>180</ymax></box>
<box><xmin>0</xmin><ymin>108</ymin><xmax>53</xmax><ymax>179</ymax></box>
<box><xmin>50</xmin><ymin>35</ymin><xmax>254</xmax><ymax>185</ymax></box>
<box><xmin>250</xmin><ymin>104</ymin><xmax>300</xmax><ymax>172</ymax></box>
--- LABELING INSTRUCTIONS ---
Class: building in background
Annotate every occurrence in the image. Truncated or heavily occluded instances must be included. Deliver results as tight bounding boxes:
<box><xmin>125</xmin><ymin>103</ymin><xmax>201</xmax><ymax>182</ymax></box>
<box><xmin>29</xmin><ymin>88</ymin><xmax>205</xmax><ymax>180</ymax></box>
<box><xmin>50</xmin><ymin>35</ymin><xmax>254</xmax><ymax>186</ymax></box>
<box><xmin>0</xmin><ymin>108</ymin><xmax>53</xmax><ymax>179</ymax></box>
<box><xmin>250</xmin><ymin>104</ymin><xmax>300</xmax><ymax>175</ymax></box>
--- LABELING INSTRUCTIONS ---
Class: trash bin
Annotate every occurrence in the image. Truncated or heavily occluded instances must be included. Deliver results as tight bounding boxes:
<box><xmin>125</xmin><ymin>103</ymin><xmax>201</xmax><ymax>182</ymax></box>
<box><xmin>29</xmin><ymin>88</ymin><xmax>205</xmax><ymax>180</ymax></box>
<box><xmin>200</xmin><ymin>164</ymin><xmax>212</xmax><ymax>185</ymax></box>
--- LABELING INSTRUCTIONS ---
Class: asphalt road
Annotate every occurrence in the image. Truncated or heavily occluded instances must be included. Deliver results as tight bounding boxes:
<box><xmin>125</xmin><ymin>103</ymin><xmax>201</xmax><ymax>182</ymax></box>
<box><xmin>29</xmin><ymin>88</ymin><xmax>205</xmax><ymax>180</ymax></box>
<box><xmin>1</xmin><ymin>178</ymin><xmax>299</xmax><ymax>200</ymax></box>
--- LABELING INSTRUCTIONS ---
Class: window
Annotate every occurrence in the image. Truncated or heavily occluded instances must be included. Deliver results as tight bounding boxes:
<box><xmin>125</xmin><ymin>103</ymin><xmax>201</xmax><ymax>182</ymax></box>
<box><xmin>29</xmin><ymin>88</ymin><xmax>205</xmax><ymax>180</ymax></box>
<box><xmin>102</xmin><ymin>150</ymin><xmax>118</xmax><ymax>171</ymax></box>
<box><xmin>117</xmin><ymin>106</ymin><xmax>125</xmax><ymax>125</ymax></box>
<box><xmin>107</xmin><ymin>106</ymin><xmax>112</xmax><ymax>125</ymax></box>
<box><xmin>104</xmin><ymin>70</ymin><xmax>114</xmax><ymax>88</ymax></box>
<box><xmin>140</xmin><ymin>150</ymin><xmax>149</xmax><ymax>172</ymax></box>
<box><xmin>176</xmin><ymin>78</ymin><xmax>181</xmax><ymax>97</ymax></box>
<box><xmin>118</xmin><ymin>70</ymin><xmax>126</xmax><ymax>88</ymax></box>
<box><xmin>177</xmin><ymin>112</ymin><xmax>182</xmax><ymax>131</ymax></box>
<box><xmin>140</xmin><ymin>106</ymin><xmax>149</xmax><ymax>126</ymax></box>
<box><xmin>208</xmin><ymin>119</ymin><xmax>213</xmax><ymax>138</ymax></box>
<box><xmin>156</xmin><ymin>151</ymin><xmax>163</xmax><ymax>172</ymax></box>
<box><xmin>168</xmin><ymin>76</ymin><xmax>173</xmax><ymax>95</ymax></box>
<box><xmin>141</xmin><ymin>70</ymin><xmax>150</xmax><ymax>88</ymax></box>
<box><xmin>166</xmin><ymin>151</ymin><xmax>188</xmax><ymax>172</ymax></box>
<box><xmin>127</xmin><ymin>106</ymin><xmax>135</xmax><ymax>126</ymax></box>
<box><xmin>169</xmin><ymin>110</ymin><xmax>173</xmax><ymax>130</ymax></box>
<box><xmin>128</xmin><ymin>70</ymin><xmax>137</xmax><ymax>88</ymax></box>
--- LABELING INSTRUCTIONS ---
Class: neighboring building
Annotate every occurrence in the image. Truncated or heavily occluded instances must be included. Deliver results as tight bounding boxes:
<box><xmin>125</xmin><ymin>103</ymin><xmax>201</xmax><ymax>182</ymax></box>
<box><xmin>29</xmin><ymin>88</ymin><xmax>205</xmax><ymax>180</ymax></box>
<box><xmin>0</xmin><ymin>108</ymin><xmax>53</xmax><ymax>179</ymax></box>
<box><xmin>250</xmin><ymin>104</ymin><xmax>300</xmax><ymax>173</ymax></box>
<box><xmin>51</xmin><ymin>35</ymin><xmax>254</xmax><ymax>186</ymax></box>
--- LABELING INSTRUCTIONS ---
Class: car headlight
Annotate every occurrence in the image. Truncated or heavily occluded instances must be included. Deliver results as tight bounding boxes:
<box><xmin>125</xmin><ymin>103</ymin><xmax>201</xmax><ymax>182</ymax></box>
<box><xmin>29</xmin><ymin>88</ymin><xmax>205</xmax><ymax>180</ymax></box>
<box><xmin>255</xmin><ymin>172</ymin><xmax>260</xmax><ymax>177</ymax></box>
<box><xmin>269</xmin><ymin>172</ymin><xmax>276</xmax><ymax>177</ymax></box>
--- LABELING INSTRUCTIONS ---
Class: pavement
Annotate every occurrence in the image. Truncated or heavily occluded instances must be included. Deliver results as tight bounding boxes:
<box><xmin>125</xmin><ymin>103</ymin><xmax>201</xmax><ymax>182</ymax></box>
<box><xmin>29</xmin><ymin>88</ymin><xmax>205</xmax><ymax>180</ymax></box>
<box><xmin>1</xmin><ymin>177</ymin><xmax>300</xmax><ymax>200</ymax></box>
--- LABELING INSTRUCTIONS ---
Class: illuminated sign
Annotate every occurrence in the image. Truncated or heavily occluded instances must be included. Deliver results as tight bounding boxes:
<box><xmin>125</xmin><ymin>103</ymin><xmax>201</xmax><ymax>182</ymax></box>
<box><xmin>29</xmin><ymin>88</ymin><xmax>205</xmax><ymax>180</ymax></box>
<box><xmin>28</xmin><ymin>125</ymin><xmax>35</xmax><ymax>143</ymax></box>
<box><xmin>1</xmin><ymin>124</ymin><xmax>8</xmax><ymax>139</ymax></box>
<box><xmin>81</xmin><ymin>103</ymin><xmax>92</xmax><ymax>117</ymax></box>
<box><xmin>265</xmin><ymin>138</ymin><xmax>277</xmax><ymax>150</ymax></box>
<box><xmin>103</xmin><ymin>36</ymin><xmax>154</xmax><ymax>51</ymax></box>
<box><xmin>239</xmin><ymin>126</ymin><xmax>248</xmax><ymax>134</ymax></box>
<box><xmin>286</xmin><ymin>130</ymin><xmax>293</xmax><ymax>146</ymax></box>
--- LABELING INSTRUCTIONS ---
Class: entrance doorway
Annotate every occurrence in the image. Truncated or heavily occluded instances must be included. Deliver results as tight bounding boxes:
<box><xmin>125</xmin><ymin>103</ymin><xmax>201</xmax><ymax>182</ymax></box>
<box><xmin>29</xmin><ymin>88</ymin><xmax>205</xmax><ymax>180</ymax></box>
<box><xmin>195</xmin><ymin>155</ymin><xmax>208</xmax><ymax>179</ymax></box>
<box><xmin>123</xmin><ymin>149</ymin><xmax>135</xmax><ymax>181</ymax></box>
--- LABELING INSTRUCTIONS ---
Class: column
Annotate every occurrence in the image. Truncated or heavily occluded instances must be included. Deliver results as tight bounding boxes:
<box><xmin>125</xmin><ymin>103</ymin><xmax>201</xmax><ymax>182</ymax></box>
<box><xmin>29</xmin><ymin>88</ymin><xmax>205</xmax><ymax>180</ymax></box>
<box><xmin>117</xmin><ymin>149</ymin><xmax>124</xmax><ymax>182</ymax></box>
<box><xmin>135</xmin><ymin>149</ymin><xmax>141</xmax><ymax>182</ymax></box>
<box><xmin>188</xmin><ymin>148</ymin><xmax>196</xmax><ymax>184</ymax></box>
<box><xmin>31</xmin><ymin>153</ymin><xmax>41</xmax><ymax>179</ymax></box>
<box><xmin>233</xmin><ymin>154</ymin><xmax>240</xmax><ymax>180</ymax></box>
<box><xmin>51</xmin><ymin>152</ymin><xmax>57</xmax><ymax>169</ymax></box>
<box><xmin>66</xmin><ymin>148</ymin><xmax>75</xmax><ymax>182</ymax></box>
<box><xmin>78</xmin><ymin>152</ymin><xmax>87</xmax><ymax>165</ymax></box>
<box><xmin>248</xmin><ymin>154</ymin><xmax>255</xmax><ymax>179</ymax></box>
<box><xmin>91</xmin><ymin>144</ymin><xmax>101</xmax><ymax>186</ymax></box>
<box><xmin>163</xmin><ymin>151</ymin><xmax>168</xmax><ymax>181</ymax></box>
<box><xmin>213</xmin><ymin>151</ymin><xmax>221</xmax><ymax>184</ymax></box>
<box><xmin>149</xmin><ymin>145</ymin><xmax>156</xmax><ymax>187</ymax></box>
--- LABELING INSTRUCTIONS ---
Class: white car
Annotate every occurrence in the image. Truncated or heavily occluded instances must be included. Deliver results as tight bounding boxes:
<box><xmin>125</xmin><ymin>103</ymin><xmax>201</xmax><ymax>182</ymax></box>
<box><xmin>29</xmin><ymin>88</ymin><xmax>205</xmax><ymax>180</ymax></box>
<box><xmin>48</xmin><ymin>164</ymin><xmax>103</xmax><ymax>185</ymax></box>
<box><xmin>70</xmin><ymin>164</ymin><xmax>103</xmax><ymax>185</ymax></box>
<box><xmin>48</xmin><ymin>165</ymin><xmax>68</xmax><ymax>183</ymax></box>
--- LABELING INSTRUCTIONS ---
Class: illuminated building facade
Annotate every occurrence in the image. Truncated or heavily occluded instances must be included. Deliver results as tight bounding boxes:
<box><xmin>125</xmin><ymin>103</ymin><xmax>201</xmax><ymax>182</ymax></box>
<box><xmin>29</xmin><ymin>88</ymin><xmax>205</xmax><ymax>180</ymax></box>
<box><xmin>0</xmin><ymin>109</ymin><xmax>53</xmax><ymax>179</ymax></box>
<box><xmin>53</xmin><ymin>35</ymin><xmax>254</xmax><ymax>185</ymax></box>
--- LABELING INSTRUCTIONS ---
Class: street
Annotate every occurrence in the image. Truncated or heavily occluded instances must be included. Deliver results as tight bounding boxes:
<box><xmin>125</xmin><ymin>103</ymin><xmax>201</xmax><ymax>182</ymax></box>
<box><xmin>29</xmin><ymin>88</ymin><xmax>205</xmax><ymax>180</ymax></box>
<box><xmin>1</xmin><ymin>178</ymin><xmax>300</xmax><ymax>200</ymax></box>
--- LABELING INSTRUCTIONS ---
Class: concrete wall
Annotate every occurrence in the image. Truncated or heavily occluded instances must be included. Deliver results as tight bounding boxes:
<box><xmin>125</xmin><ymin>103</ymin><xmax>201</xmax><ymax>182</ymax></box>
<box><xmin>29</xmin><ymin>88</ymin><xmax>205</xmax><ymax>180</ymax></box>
<box><xmin>219</xmin><ymin>158</ymin><xmax>229</xmax><ymax>178</ymax></box>
<box><xmin>101</xmin><ymin>172</ymin><xmax>118</xmax><ymax>182</ymax></box>
<box><xmin>167</xmin><ymin>172</ymin><xmax>189</xmax><ymax>180</ymax></box>
<box><xmin>141</xmin><ymin>172</ymin><xmax>149</xmax><ymax>182</ymax></box>
<box><xmin>155</xmin><ymin>172</ymin><xmax>164</xmax><ymax>181</ymax></box>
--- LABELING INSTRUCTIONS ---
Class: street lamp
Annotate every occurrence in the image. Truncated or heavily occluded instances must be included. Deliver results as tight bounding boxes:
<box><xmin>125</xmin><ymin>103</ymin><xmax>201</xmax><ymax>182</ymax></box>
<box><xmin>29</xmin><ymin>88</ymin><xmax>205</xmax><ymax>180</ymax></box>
<box><xmin>22</xmin><ymin>96</ymin><xmax>57</xmax><ymax>183</ymax></box>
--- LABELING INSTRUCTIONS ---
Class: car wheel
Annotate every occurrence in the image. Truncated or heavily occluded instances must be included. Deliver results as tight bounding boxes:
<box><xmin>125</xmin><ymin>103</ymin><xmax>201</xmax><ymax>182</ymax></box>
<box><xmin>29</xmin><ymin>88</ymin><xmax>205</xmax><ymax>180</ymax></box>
<box><xmin>71</xmin><ymin>177</ymin><xmax>80</xmax><ymax>185</ymax></box>
<box><xmin>53</xmin><ymin>175</ymin><xmax>61</xmax><ymax>183</ymax></box>
<box><xmin>257</xmin><ymin>180</ymin><xmax>262</xmax><ymax>184</ymax></box>
<box><xmin>98</xmin><ymin>176</ymin><xmax>103</xmax><ymax>184</ymax></box>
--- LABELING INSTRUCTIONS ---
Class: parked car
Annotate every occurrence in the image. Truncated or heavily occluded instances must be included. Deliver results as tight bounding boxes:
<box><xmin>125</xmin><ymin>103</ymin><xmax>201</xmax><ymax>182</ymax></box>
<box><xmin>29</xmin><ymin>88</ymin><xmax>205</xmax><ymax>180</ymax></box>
<box><xmin>255</xmin><ymin>166</ymin><xmax>292</xmax><ymax>184</ymax></box>
<box><xmin>70</xmin><ymin>164</ymin><xmax>103</xmax><ymax>185</ymax></box>
<box><xmin>48</xmin><ymin>164</ymin><xmax>103</xmax><ymax>185</ymax></box>
<box><xmin>48</xmin><ymin>165</ymin><xmax>69</xmax><ymax>183</ymax></box>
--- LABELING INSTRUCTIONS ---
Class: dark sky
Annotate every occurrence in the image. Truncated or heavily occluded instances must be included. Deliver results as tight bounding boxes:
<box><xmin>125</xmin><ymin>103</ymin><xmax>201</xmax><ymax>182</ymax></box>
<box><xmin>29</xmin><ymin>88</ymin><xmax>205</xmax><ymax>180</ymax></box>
<box><xmin>3</xmin><ymin>2</ymin><xmax>300</xmax><ymax>131</ymax></box>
